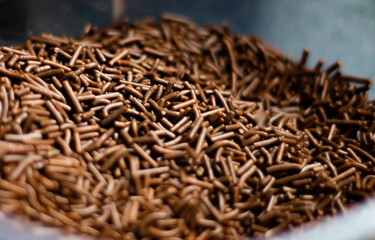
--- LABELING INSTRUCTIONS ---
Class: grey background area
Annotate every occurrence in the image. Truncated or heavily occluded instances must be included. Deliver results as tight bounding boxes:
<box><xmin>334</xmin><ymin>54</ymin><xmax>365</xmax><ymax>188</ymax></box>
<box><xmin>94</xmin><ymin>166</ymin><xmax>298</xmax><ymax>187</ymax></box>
<box><xmin>0</xmin><ymin>1</ymin><xmax>374</xmax><ymax>240</ymax></box>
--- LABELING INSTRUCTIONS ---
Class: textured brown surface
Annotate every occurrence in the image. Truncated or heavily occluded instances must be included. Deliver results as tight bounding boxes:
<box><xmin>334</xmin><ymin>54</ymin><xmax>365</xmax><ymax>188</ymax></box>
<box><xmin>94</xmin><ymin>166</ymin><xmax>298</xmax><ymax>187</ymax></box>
<box><xmin>0</xmin><ymin>15</ymin><xmax>374</xmax><ymax>239</ymax></box>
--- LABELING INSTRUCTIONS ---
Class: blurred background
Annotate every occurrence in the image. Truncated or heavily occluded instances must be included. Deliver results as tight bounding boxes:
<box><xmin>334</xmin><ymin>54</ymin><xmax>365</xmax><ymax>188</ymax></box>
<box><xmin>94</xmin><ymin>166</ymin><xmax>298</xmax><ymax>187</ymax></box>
<box><xmin>0</xmin><ymin>0</ymin><xmax>374</xmax><ymax>97</ymax></box>
<box><xmin>0</xmin><ymin>1</ymin><xmax>374</xmax><ymax>239</ymax></box>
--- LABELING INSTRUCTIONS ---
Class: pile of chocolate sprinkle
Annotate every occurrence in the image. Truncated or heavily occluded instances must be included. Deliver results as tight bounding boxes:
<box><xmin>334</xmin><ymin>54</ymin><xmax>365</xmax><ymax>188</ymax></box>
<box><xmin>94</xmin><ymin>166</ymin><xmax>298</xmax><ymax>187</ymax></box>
<box><xmin>0</xmin><ymin>14</ymin><xmax>374</xmax><ymax>239</ymax></box>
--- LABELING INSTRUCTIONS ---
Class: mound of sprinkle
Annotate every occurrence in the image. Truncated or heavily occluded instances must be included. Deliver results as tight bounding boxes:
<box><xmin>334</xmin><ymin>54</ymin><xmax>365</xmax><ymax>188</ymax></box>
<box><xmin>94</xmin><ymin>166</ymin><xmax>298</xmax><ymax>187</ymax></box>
<box><xmin>0</xmin><ymin>14</ymin><xmax>374</xmax><ymax>239</ymax></box>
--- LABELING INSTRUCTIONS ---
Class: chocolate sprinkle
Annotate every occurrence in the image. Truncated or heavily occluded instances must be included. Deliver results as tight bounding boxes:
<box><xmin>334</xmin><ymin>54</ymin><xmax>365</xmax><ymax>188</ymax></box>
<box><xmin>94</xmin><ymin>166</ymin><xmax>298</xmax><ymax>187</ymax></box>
<box><xmin>0</xmin><ymin>14</ymin><xmax>374</xmax><ymax>239</ymax></box>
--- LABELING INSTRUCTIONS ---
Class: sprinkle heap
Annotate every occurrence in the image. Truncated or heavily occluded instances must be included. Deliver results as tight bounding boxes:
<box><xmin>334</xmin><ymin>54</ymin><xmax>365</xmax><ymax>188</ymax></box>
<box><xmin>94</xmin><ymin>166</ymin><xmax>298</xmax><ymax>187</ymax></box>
<box><xmin>0</xmin><ymin>15</ymin><xmax>374</xmax><ymax>239</ymax></box>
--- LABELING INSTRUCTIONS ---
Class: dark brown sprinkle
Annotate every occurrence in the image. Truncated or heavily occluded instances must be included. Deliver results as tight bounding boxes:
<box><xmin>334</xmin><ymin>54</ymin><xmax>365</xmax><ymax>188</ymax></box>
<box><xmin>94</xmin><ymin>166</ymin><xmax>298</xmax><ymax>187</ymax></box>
<box><xmin>299</xmin><ymin>48</ymin><xmax>309</xmax><ymax>67</ymax></box>
<box><xmin>0</xmin><ymin>14</ymin><xmax>373</xmax><ymax>240</ymax></box>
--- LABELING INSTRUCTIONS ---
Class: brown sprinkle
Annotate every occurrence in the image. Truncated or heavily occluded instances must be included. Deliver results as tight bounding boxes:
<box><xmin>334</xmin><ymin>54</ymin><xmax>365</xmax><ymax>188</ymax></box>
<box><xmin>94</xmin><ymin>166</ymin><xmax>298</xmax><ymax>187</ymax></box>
<box><xmin>0</xmin><ymin>14</ymin><xmax>373</xmax><ymax>240</ymax></box>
